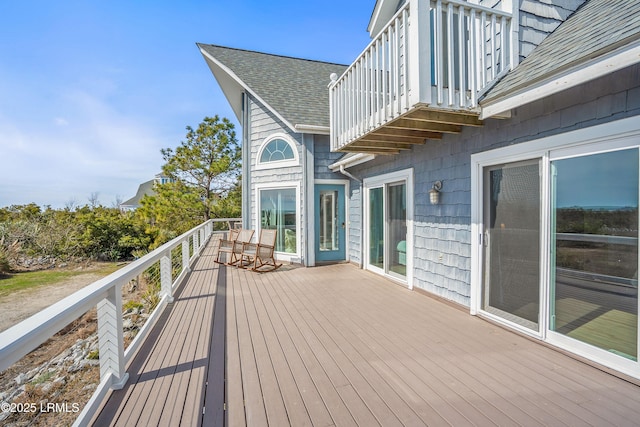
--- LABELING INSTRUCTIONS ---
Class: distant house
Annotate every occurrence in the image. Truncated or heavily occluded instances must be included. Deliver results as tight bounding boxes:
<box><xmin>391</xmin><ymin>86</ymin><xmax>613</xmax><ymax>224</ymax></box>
<box><xmin>200</xmin><ymin>0</ymin><xmax>640</xmax><ymax>380</ymax></box>
<box><xmin>119</xmin><ymin>173</ymin><xmax>174</xmax><ymax>212</ymax></box>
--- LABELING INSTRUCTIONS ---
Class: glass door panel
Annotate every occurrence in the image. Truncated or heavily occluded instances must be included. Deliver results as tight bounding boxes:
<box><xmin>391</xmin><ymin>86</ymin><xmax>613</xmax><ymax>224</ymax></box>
<box><xmin>483</xmin><ymin>160</ymin><xmax>541</xmax><ymax>330</ymax></box>
<box><xmin>319</xmin><ymin>190</ymin><xmax>338</xmax><ymax>251</ymax></box>
<box><xmin>315</xmin><ymin>184</ymin><xmax>346</xmax><ymax>262</ymax></box>
<box><xmin>388</xmin><ymin>183</ymin><xmax>407</xmax><ymax>278</ymax></box>
<box><xmin>260</xmin><ymin>188</ymin><xmax>297</xmax><ymax>253</ymax></box>
<box><xmin>551</xmin><ymin>149</ymin><xmax>639</xmax><ymax>360</ymax></box>
<box><xmin>369</xmin><ymin>187</ymin><xmax>384</xmax><ymax>269</ymax></box>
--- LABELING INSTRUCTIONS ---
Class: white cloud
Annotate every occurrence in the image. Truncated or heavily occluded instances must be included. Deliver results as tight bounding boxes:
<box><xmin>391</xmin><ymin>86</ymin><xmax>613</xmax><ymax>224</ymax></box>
<box><xmin>0</xmin><ymin>86</ymin><xmax>171</xmax><ymax>208</ymax></box>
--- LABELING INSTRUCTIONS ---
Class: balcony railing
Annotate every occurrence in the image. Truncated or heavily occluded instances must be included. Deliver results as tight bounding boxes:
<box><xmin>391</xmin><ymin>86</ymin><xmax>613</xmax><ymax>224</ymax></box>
<box><xmin>0</xmin><ymin>218</ymin><xmax>240</xmax><ymax>426</ymax></box>
<box><xmin>330</xmin><ymin>0</ymin><xmax>513</xmax><ymax>152</ymax></box>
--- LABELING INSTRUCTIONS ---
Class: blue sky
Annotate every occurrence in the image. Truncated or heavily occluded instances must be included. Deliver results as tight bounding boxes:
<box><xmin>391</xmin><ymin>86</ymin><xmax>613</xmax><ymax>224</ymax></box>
<box><xmin>0</xmin><ymin>0</ymin><xmax>373</xmax><ymax>208</ymax></box>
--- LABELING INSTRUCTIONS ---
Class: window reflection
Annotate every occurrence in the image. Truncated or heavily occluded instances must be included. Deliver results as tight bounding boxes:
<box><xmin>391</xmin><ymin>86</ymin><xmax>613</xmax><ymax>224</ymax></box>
<box><xmin>551</xmin><ymin>149</ymin><xmax>639</xmax><ymax>360</ymax></box>
<box><xmin>260</xmin><ymin>188</ymin><xmax>297</xmax><ymax>253</ymax></box>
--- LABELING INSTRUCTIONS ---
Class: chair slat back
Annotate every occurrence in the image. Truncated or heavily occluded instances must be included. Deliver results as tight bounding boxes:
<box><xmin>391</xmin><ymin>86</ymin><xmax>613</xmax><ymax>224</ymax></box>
<box><xmin>228</xmin><ymin>228</ymin><xmax>240</xmax><ymax>241</ymax></box>
<box><xmin>237</xmin><ymin>229</ymin><xmax>254</xmax><ymax>243</ymax></box>
<box><xmin>260</xmin><ymin>229</ymin><xmax>277</xmax><ymax>247</ymax></box>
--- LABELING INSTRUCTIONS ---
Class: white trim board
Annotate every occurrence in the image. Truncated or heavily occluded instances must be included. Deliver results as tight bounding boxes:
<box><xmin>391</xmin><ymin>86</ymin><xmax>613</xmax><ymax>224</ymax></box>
<box><xmin>480</xmin><ymin>40</ymin><xmax>640</xmax><ymax>119</ymax></box>
<box><xmin>254</xmin><ymin>181</ymin><xmax>302</xmax><ymax>262</ymax></box>
<box><xmin>362</xmin><ymin>168</ymin><xmax>415</xmax><ymax>289</ymax></box>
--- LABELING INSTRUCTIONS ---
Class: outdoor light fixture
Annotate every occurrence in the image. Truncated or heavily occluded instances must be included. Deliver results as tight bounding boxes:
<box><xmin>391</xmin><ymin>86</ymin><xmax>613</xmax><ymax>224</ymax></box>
<box><xmin>429</xmin><ymin>180</ymin><xmax>442</xmax><ymax>205</ymax></box>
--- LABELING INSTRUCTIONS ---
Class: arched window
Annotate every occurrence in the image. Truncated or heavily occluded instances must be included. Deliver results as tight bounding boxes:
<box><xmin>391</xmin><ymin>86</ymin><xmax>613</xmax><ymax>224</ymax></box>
<box><xmin>257</xmin><ymin>135</ymin><xmax>298</xmax><ymax>169</ymax></box>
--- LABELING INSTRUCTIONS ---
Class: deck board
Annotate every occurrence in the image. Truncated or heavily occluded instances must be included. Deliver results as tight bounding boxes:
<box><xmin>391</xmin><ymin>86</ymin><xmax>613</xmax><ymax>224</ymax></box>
<box><xmin>92</xmin><ymin>244</ymin><xmax>220</xmax><ymax>426</ymax></box>
<box><xmin>92</xmin><ymin>239</ymin><xmax>640</xmax><ymax>426</ymax></box>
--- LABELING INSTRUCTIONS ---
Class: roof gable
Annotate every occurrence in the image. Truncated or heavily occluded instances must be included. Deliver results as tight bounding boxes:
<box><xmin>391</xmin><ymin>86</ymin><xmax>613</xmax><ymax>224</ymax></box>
<box><xmin>198</xmin><ymin>44</ymin><xmax>348</xmax><ymax>131</ymax></box>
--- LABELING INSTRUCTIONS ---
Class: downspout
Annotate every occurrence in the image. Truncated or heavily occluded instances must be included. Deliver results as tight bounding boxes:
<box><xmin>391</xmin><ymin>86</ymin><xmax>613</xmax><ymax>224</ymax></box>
<box><xmin>336</xmin><ymin>165</ymin><xmax>364</xmax><ymax>269</ymax></box>
<box><xmin>241</xmin><ymin>93</ymin><xmax>251</xmax><ymax>229</ymax></box>
<box><xmin>301</xmin><ymin>133</ymin><xmax>308</xmax><ymax>266</ymax></box>
<box><xmin>338</xmin><ymin>165</ymin><xmax>361</xmax><ymax>183</ymax></box>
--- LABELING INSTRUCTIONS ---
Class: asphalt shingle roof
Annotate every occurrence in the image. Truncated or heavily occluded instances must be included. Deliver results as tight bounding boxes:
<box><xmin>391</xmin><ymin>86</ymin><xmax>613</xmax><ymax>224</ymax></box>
<box><xmin>483</xmin><ymin>0</ymin><xmax>640</xmax><ymax>103</ymax></box>
<box><xmin>198</xmin><ymin>44</ymin><xmax>348</xmax><ymax>129</ymax></box>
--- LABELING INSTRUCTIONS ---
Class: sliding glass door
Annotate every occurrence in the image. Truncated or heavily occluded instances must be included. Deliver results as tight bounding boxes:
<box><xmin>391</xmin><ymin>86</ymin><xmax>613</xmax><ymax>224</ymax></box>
<box><xmin>482</xmin><ymin>160</ymin><xmax>541</xmax><ymax>331</ymax></box>
<box><xmin>365</xmin><ymin>169</ymin><xmax>413</xmax><ymax>284</ymax></box>
<box><xmin>473</xmin><ymin>122</ymin><xmax>640</xmax><ymax>377</ymax></box>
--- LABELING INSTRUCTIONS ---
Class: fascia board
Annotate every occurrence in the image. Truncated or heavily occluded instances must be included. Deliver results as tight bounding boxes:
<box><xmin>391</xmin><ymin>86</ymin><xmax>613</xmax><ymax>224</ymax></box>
<box><xmin>367</xmin><ymin>0</ymin><xmax>397</xmax><ymax>37</ymax></box>
<box><xmin>199</xmin><ymin>47</ymin><xmax>298</xmax><ymax>133</ymax></box>
<box><xmin>480</xmin><ymin>40</ymin><xmax>640</xmax><ymax>119</ymax></box>
<box><xmin>294</xmin><ymin>124</ymin><xmax>330</xmax><ymax>135</ymax></box>
<box><xmin>328</xmin><ymin>153</ymin><xmax>376</xmax><ymax>171</ymax></box>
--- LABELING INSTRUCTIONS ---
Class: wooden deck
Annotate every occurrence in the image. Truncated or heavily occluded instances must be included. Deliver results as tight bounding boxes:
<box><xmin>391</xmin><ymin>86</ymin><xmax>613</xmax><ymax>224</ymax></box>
<box><xmin>93</xmin><ymin>240</ymin><xmax>640</xmax><ymax>426</ymax></box>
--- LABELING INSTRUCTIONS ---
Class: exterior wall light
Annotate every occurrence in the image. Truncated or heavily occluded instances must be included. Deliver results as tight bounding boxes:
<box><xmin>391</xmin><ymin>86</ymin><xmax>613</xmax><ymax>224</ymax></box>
<box><xmin>429</xmin><ymin>180</ymin><xmax>442</xmax><ymax>205</ymax></box>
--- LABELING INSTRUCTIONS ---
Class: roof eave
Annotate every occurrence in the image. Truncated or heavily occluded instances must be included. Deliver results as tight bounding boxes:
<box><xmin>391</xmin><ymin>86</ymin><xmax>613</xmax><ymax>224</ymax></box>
<box><xmin>480</xmin><ymin>40</ymin><xmax>640</xmax><ymax>119</ymax></box>
<box><xmin>328</xmin><ymin>153</ymin><xmax>377</xmax><ymax>171</ymax></box>
<box><xmin>198</xmin><ymin>46</ymin><xmax>298</xmax><ymax>133</ymax></box>
<box><xmin>294</xmin><ymin>124</ymin><xmax>330</xmax><ymax>135</ymax></box>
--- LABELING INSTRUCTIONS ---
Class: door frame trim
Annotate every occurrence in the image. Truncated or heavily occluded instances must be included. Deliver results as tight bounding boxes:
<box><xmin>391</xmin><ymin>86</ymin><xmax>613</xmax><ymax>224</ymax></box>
<box><xmin>363</xmin><ymin>168</ymin><xmax>414</xmax><ymax>289</ymax></box>
<box><xmin>310</xmin><ymin>179</ymin><xmax>350</xmax><ymax>267</ymax></box>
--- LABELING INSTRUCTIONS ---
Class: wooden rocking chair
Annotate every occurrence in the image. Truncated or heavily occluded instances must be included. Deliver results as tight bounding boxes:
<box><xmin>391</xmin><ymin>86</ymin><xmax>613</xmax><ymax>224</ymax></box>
<box><xmin>229</xmin><ymin>229</ymin><xmax>254</xmax><ymax>266</ymax></box>
<box><xmin>240</xmin><ymin>229</ymin><xmax>282</xmax><ymax>272</ymax></box>
<box><xmin>214</xmin><ymin>228</ymin><xmax>239</xmax><ymax>264</ymax></box>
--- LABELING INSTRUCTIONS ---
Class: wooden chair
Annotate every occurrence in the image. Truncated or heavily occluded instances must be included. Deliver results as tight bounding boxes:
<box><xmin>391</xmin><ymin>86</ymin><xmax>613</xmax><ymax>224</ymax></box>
<box><xmin>229</xmin><ymin>229</ymin><xmax>254</xmax><ymax>266</ymax></box>
<box><xmin>240</xmin><ymin>229</ymin><xmax>282</xmax><ymax>272</ymax></box>
<box><xmin>214</xmin><ymin>228</ymin><xmax>239</xmax><ymax>264</ymax></box>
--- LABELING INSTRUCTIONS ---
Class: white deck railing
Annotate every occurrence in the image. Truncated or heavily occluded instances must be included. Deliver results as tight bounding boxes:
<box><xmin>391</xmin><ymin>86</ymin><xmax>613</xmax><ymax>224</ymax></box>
<box><xmin>0</xmin><ymin>218</ymin><xmax>240</xmax><ymax>426</ymax></box>
<box><xmin>330</xmin><ymin>0</ymin><xmax>513</xmax><ymax>151</ymax></box>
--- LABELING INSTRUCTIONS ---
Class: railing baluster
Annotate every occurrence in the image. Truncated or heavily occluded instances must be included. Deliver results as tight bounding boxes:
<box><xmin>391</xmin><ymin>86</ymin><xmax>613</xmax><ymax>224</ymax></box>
<box><xmin>436</xmin><ymin>0</ymin><xmax>443</xmax><ymax>105</ymax></box>
<box><xmin>355</xmin><ymin>61</ymin><xmax>360</xmax><ymax>136</ymax></box>
<box><xmin>458</xmin><ymin>4</ymin><xmax>466</xmax><ymax>108</ymax></box>
<box><xmin>501</xmin><ymin>15</ymin><xmax>507</xmax><ymax>74</ymax></box>
<box><xmin>360</xmin><ymin>59</ymin><xmax>365</xmax><ymax>136</ymax></box>
<box><xmin>395</xmin><ymin>15</ymin><xmax>402</xmax><ymax>115</ymax></box>
<box><xmin>481</xmin><ymin>11</ymin><xmax>487</xmax><ymax>87</ymax></box>
<box><xmin>369</xmin><ymin>48</ymin><xmax>375</xmax><ymax>130</ymax></box>
<box><xmin>403</xmin><ymin>6</ymin><xmax>410</xmax><ymax>110</ymax></box>
<box><xmin>376</xmin><ymin>38</ymin><xmax>382</xmax><ymax>125</ymax></box>
<box><xmin>469</xmin><ymin>8</ymin><xmax>477</xmax><ymax>107</ymax></box>
<box><xmin>491</xmin><ymin>13</ymin><xmax>497</xmax><ymax>81</ymax></box>
<box><xmin>447</xmin><ymin>2</ymin><xmax>454</xmax><ymax>106</ymax></box>
<box><xmin>388</xmin><ymin>23</ymin><xmax>394</xmax><ymax>118</ymax></box>
<box><xmin>382</xmin><ymin>29</ymin><xmax>388</xmax><ymax>122</ymax></box>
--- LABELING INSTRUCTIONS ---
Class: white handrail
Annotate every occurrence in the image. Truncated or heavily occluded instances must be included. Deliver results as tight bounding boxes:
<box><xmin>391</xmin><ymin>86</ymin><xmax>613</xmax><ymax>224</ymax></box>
<box><xmin>0</xmin><ymin>217</ymin><xmax>239</xmax><ymax>425</ymax></box>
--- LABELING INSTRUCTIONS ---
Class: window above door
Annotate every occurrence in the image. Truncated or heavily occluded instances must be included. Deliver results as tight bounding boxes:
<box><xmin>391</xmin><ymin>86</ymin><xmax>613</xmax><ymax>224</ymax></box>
<box><xmin>256</xmin><ymin>134</ymin><xmax>299</xmax><ymax>170</ymax></box>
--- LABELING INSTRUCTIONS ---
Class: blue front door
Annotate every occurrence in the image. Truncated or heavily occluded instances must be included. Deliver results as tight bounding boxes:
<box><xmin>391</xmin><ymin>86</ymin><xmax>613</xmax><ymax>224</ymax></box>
<box><xmin>315</xmin><ymin>184</ymin><xmax>346</xmax><ymax>262</ymax></box>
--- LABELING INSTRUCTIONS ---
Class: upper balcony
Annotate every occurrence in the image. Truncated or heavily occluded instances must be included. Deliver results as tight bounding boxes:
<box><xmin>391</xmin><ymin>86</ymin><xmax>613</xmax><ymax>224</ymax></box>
<box><xmin>329</xmin><ymin>0</ymin><xmax>514</xmax><ymax>154</ymax></box>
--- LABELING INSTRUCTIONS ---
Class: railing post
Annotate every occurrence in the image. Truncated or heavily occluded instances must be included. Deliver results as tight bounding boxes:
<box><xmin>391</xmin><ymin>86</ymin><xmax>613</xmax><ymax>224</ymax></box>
<box><xmin>193</xmin><ymin>230</ymin><xmax>199</xmax><ymax>254</ymax></box>
<box><xmin>409</xmin><ymin>0</ymin><xmax>431</xmax><ymax>106</ymax></box>
<box><xmin>160</xmin><ymin>251</ymin><xmax>174</xmax><ymax>303</ymax></box>
<box><xmin>97</xmin><ymin>285</ymin><xmax>129</xmax><ymax>390</ymax></box>
<box><xmin>182</xmin><ymin>239</ymin><xmax>190</xmax><ymax>274</ymax></box>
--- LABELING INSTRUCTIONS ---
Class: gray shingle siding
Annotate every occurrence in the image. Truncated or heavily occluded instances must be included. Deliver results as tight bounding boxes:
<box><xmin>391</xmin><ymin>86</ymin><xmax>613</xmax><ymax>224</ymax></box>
<box><xmin>248</xmin><ymin>95</ymin><xmax>306</xmax><ymax>259</ymax></box>
<box><xmin>349</xmin><ymin>63</ymin><xmax>640</xmax><ymax>306</ymax></box>
<box><xmin>313</xmin><ymin>136</ymin><xmax>345</xmax><ymax>181</ymax></box>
